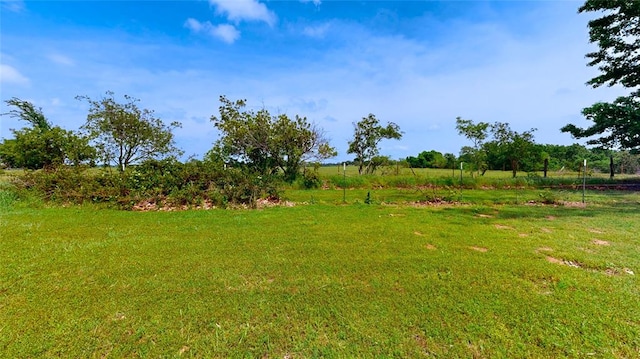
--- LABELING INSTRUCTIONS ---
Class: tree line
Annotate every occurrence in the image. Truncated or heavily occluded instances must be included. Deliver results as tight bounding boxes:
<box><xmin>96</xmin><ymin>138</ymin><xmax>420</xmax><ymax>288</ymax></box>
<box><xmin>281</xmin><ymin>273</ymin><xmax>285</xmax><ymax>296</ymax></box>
<box><xmin>1</xmin><ymin>0</ymin><xmax>638</xmax><ymax>205</ymax></box>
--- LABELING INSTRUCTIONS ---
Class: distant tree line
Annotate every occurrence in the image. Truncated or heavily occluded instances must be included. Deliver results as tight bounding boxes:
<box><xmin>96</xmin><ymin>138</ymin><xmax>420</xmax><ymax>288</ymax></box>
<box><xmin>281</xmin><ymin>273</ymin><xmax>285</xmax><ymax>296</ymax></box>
<box><xmin>405</xmin><ymin>144</ymin><xmax>640</xmax><ymax>176</ymax></box>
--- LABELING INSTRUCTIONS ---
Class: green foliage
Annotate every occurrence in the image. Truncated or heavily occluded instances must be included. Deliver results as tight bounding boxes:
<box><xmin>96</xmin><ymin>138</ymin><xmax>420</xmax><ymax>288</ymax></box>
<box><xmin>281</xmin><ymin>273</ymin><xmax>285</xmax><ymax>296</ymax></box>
<box><xmin>537</xmin><ymin>189</ymin><xmax>562</xmax><ymax>204</ymax></box>
<box><xmin>211</xmin><ymin>96</ymin><xmax>336</xmax><ymax>182</ymax></box>
<box><xmin>0</xmin><ymin>98</ymin><xmax>95</xmax><ymax>169</ymax></box>
<box><xmin>77</xmin><ymin>91</ymin><xmax>182</xmax><ymax>171</ymax></box>
<box><xmin>347</xmin><ymin>114</ymin><xmax>402</xmax><ymax>175</ymax></box>
<box><xmin>2</xmin><ymin>97</ymin><xmax>51</xmax><ymax>131</ymax></box>
<box><xmin>487</xmin><ymin>122</ymin><xmax>539</xmax><ymax>177</ymax></box>
<box><xmin>10</xmin><ymin>159</ymin><xmax>282</xmax><ymax>209</ymax></box>
<box><xmin>406</xmin><ymin>150</ymin><xmax>447</xmax><ymax>168</ymax></box>
<box><xmin>579</xmin><ymin>0</ymin><xmax>640</xmax><ymax>91</ymax></box>
<box><xmin>455</xmin><ymin>117</ymin><xmax>489</xmax><ymax>176</ymax></box>
<box><xmin>563</xmin><ymin>96</ymin><xmax>640</xmax><ymax>151</ymax></box>
<box><xmin>562</xmin><ymin>1</ymin><xmax>640</xmax><ymax>151</ymax></box>
<box><xmin>298</xmin><ymin>166</ymin><xmax>322</xmax><ymax>189</ymax></box>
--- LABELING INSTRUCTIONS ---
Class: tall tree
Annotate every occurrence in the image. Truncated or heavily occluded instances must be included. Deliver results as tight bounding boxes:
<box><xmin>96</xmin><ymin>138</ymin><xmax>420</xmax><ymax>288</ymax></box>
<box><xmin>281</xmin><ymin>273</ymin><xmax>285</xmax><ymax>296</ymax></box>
<box><xmin>561</xmin><ymin>1</ymin><xmax>640</xmax><ymax>152</ymax></box>
<box><xmin>0</xmin><ymin>98</ymin><xmax>94</xmax><ymax>169</ymax></box>
<box><xmin>211</xmin><ymin>96</ymin><xmax>336</xmax><ymax>181</ymax></box>
<box><xmin>347</xmin><ymin>114</ymin><xmax>402</xmax><ymax>175</ymax></box>
<box><xmin>455</xmin><ymin>117</ymin><xmax>489</xmax><ymax>176</ymax></box>
<box><xmin>77</xmin><ymin>92</ymin><xmax>182</xmax><ymax>171</ymax></box>
<box><xmin>489</xmin><ymin>122</ymin><xmax>539</xmax><ymax>178</ymax></box>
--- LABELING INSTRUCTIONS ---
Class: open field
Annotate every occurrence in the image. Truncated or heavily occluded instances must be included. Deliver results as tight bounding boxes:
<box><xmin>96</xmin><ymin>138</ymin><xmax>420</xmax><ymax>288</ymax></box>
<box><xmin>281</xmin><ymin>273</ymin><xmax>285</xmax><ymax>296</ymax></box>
<box><xmin>1</xmin><ymin>196</ymin><xmax>639</xmax><ymax>357</ymax></box>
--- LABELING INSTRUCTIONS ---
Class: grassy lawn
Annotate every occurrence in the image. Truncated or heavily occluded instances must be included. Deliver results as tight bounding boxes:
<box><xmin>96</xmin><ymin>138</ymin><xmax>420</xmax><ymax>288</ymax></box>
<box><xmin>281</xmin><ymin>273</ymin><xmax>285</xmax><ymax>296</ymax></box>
<box><xmin>1</xmin><ymin>198</ymin><xmax>639</xmax><ymax>357</ymax></box>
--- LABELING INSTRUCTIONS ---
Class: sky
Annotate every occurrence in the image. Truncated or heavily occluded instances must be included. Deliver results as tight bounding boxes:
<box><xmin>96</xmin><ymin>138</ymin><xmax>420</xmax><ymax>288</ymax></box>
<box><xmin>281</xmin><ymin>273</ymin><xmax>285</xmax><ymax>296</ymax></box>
<box><xmin>0</xmin><ymin>0</ymin><xmax>630</xmax><ymax>162</ymax></box>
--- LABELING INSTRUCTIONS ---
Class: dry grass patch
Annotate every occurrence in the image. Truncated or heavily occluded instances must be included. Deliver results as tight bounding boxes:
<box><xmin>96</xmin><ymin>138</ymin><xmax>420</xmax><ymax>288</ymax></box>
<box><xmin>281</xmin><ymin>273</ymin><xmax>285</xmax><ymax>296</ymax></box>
<box><xmin>469</xmin><ymin>246</ymin><xmax>488</xmax><ymax>252</ymax></box>
<box><xmin>494</xmin><ymin>224</ymin><xmax>513</xmax><ymax>230</ymax></box>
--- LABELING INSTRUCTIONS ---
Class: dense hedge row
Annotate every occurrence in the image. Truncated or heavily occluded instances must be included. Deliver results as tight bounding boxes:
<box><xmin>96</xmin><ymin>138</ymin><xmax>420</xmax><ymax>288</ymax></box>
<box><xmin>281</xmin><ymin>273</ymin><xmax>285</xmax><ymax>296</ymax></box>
<box><xmin>10</xmin><ymin>159</ymin><xmax>284</xmax><ymax>209</ymax></box>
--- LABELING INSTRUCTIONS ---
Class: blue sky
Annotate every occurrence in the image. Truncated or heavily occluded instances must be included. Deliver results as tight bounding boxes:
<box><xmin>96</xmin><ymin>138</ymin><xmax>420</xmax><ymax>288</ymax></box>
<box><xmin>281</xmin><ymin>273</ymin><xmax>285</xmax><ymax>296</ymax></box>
<box><xmin>0</xmin><ymin>0</ymin><xmax>629</xmax><ymax>162</ymax></box>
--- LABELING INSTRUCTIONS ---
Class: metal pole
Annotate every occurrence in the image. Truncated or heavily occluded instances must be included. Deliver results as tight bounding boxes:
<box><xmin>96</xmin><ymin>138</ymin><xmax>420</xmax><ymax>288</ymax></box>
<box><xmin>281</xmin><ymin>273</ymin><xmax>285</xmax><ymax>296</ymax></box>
<box><xmin>582</xmin><ymin>159</ymin><xmax>586</xmax><ymax>204</ymax></box>
<box><xmin>343</xmin><ymin>162</ymin><xmax>346</xmax><ymax>203</ymax></box>
<box><xmin>459</xmin><ymin>162</ymin><xmax>463</xmax><ymax>201</ymax></box>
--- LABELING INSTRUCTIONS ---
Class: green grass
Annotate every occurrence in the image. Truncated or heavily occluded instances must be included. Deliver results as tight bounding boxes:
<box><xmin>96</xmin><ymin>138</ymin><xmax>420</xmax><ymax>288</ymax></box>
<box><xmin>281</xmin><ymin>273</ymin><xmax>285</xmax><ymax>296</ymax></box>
<box><xmin>1</xmin><ymin>200</ymin><xmax>639</xmax><ymax>357</ymax></box>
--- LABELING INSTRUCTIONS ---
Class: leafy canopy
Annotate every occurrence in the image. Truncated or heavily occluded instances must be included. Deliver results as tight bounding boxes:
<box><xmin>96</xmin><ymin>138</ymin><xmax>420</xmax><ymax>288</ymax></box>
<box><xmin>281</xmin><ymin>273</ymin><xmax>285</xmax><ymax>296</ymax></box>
<box><xmin>0</xmin><ymin>98</ymin><xmax>94</xmax><ymax>169</ymax></box>
<box><xmin>488</xmin><ymin>122</ymin><xmax>538</xmax><ymax>178</ymax></box>
<box><xmin>561</xmin><ymin>0</ymin><xmax>640</xmax><ymax>151</ymax></box>
<box><xmin>347</xmin><ymin>114</ymin><xmax>402</xmax><ymax>175</ymax></box>
<box><xmin>455</xmin><ymin>117</ymin><xmax>489</xmax><ymax>176</ymax></box>
<box><xmin>77</xmin><ymin>91</ymin><xmax>182</xmax><ymax>171</ymax></box>
<box><xmin>211</xmin><ymin>96</ymin><xmax>336</xmax><ymax>182</ymax></box>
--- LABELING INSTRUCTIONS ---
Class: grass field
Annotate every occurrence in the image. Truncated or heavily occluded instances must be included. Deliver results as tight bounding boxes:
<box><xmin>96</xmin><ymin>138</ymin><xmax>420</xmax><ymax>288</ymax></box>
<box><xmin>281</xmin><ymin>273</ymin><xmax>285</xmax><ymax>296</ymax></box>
<box><xmin>1</xmin><ymin>193</ymin><xmax>639</xmax><ymax>357</ymax></box>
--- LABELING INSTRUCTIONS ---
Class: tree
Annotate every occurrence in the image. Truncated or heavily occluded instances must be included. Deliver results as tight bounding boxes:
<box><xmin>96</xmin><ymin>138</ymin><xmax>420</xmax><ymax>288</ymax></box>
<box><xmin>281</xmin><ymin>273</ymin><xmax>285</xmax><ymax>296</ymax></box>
<box><xmin>77</xmin><ymin>92</ymin><xmax>182</xmax><ymax>171</ymax></box>
<box><xmin>444</xmin><ymin>153</ymin><xmax>457</xmax><ymax>176</ymax></box>
<box><xmin>0</xmin><ymin>98</ymin><xmax>95</xmax><ymax>169</ymax></box>
<box><xmin>211</xmin><ymin>96</ymin><xmax>336</xmax><ymax>182</ymax></box>
<box><xmin>406</xmin><ymin>150</ymin><xmax>446</xmax><ymax>169</ymax></box>
<box><xmin>455</xmin><ymin>117</ymin><xmax>489</xmax><ymax>176</ymax></box>
<box><xmin>489</xmin><ymin>122</ymin><xmax>539</xmax><ymax>178</ymax></box>
<box><xmin>347</xmin><ymin>114</ymin><xmax>402</xmax><ymax>175</ymax></box>
<box><xmin>561</xmin><ymin>1</ymin><xmax>640</xmax><ymax>152</ymax></box>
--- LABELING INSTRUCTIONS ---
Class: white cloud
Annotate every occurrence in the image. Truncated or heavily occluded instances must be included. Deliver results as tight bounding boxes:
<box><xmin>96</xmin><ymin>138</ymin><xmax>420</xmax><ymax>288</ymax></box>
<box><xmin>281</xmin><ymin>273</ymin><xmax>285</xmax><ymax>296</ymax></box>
<box><xmin>48</xmin><ymin>53</ymin><xmax>75</xmax><ymax>66</ymax></box>
<box><xmin>185</xmin><ymin>18</ymin><xmax>240</xmax><ymax>44</ymax></box>
<box><xmin>302</xmin><ymin>23</ymin><xmax>330</xmax><ymax>38</ymax></box>
<box><xmin>0</xmin><ymin>64</ymin><xmax>30</xmax><ymax>86</ymax></box>
<box><xmin>210</xmin><ymin>24</ymin><xmax>241</xmax><ymax>44</ymax></box>
<box><xmin>184</xmin><ymin>18</ymin><xmax>205</xmax><ymax>33</ymax></box>
<box><xmin>208</xmin><ymin>0</ymin><xmax>276</xmax><ymax>26</ymax></box>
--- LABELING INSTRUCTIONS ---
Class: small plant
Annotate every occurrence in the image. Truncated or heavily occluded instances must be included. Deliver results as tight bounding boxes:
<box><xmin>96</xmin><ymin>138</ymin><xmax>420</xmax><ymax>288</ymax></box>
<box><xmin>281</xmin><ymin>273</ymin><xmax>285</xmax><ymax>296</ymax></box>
<box><xmin>538</xmin><ymin>189</ymin><xmax>560</xmax><ymax>204</ymax></box>
<box><xmin>300</xmin><ymin>167</ymin><xmax>321</xmax><ymax>189</ymax></box>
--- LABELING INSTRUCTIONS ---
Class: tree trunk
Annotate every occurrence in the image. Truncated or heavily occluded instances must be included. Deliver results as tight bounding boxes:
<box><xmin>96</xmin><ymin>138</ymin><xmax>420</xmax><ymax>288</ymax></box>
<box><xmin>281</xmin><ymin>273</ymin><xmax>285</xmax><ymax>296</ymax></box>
<box><xmin>543</xmin><ymin>158</ymin><xmax>548</xmax><ymax>178</ymax></box>
<box><xmin>609</xmin><ymin>155</ymin><xmax>614</xmax><ymax>178</ymax></box>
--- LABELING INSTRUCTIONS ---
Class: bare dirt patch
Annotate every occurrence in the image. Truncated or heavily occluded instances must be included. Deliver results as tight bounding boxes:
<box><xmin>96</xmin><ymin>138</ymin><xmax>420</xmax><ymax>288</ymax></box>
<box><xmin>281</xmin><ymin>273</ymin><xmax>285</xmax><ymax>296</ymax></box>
<box><xmin>605</xmin><ymin>268</ymin><xmax>635</xmax><ymax>276</ymax></box>
<box><xmin>475</xmin><ymin>214</ymin><xmax>493</xmax><ymax>218</ymax></box>
<box><xmin>495</xmin><ymin>224</ymin><xmax>514</xmax><ymax>230</ymax></box>
<box><xmin>414</xmin><ymin>231</ymin><xmax>423</xmax><ymax>236</ymax></box>
<box><xmin>562</xmin><ymin>201</ymin><xmax>587</xmax><ymax>208</ymax></box>
<box><xmin>425</xmin><ymin>244</ymin><xmax>437</xmax><ymax>250</ymax></box>
<box><xmin>546</xmin><ymin>256</ymin><xmax>582</xmax><ymax>268</ymax></box>
<box><xmin>469</xmin><ymin>246</ymin><xmax>488</xmax><ymax>252</ymax></box>
<box><xmin>132</xmin><ymin>197</ymin><xmax>294</xmax><ymax>211</ymax></box>
<box><xmin>545</xmin><ymin>256</ymin><xmax>563</xmax><ymax>264</ymax></box>
<box><xmin>545</xmin><ymin>215</ymin><xmax>556</xmax><ymax>221</ymax></box>
<box><xmin>518</xmin><ymin>233</ymin><xmax>529</xmax><ymax>238</ymax></box>
<box><xmin>589</xmin><ymin>229</ymin><xmax>604</xmax><ymax>234</ymax></box>
<box><xmin>540</xmin><ymin>227</ymin><xmax>553</xmax><ymax>233</ymax></box>
<box><xmin>592</xmin><ymin>239</ymin><xmax>610</xmax><ymax>246</ymax></box>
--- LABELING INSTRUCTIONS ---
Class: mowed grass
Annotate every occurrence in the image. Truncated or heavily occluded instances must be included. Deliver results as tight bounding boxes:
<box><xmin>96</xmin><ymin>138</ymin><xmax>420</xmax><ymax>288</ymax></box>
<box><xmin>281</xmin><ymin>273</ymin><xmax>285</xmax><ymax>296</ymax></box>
<box><xmin>1</xmin><ymin>201</ymin><xmax>639</xmax><ymax>357</ymax></box>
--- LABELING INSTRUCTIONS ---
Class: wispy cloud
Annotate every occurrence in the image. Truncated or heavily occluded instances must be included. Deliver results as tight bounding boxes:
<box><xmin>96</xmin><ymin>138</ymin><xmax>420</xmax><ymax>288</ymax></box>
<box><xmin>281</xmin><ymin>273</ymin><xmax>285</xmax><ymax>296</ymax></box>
<box><xmin>47</xmin><ymin>53</ymin><xmax>75</xmax><ymax>66</ymax></box>
<box><xmin>302</xmin><ymin>23</ymin><xmax>330</xmax><ymax>38</ymax></box>
<box><xmin>208</xmin><ymin>0</ymin><xmax>276</xmax><ymax>26</ymax></box>
<box><xmin>185</xmin><ymin>18</ymin><xmax>240</xmax><ymax>44</ymax></box>
<box><xmin>0</xmin><ymin>64</ymin><xmax>30</xmax><ymax>86</ymax></box>
<box><xmin>300</xmin><ymin>0</ymin><xmax>321</xmax><ymax>6</ymax></box>
<box><xmin>1</xmin><ymin>0</ymin><xmax>25</xmax><ymax>13</ymax></box>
